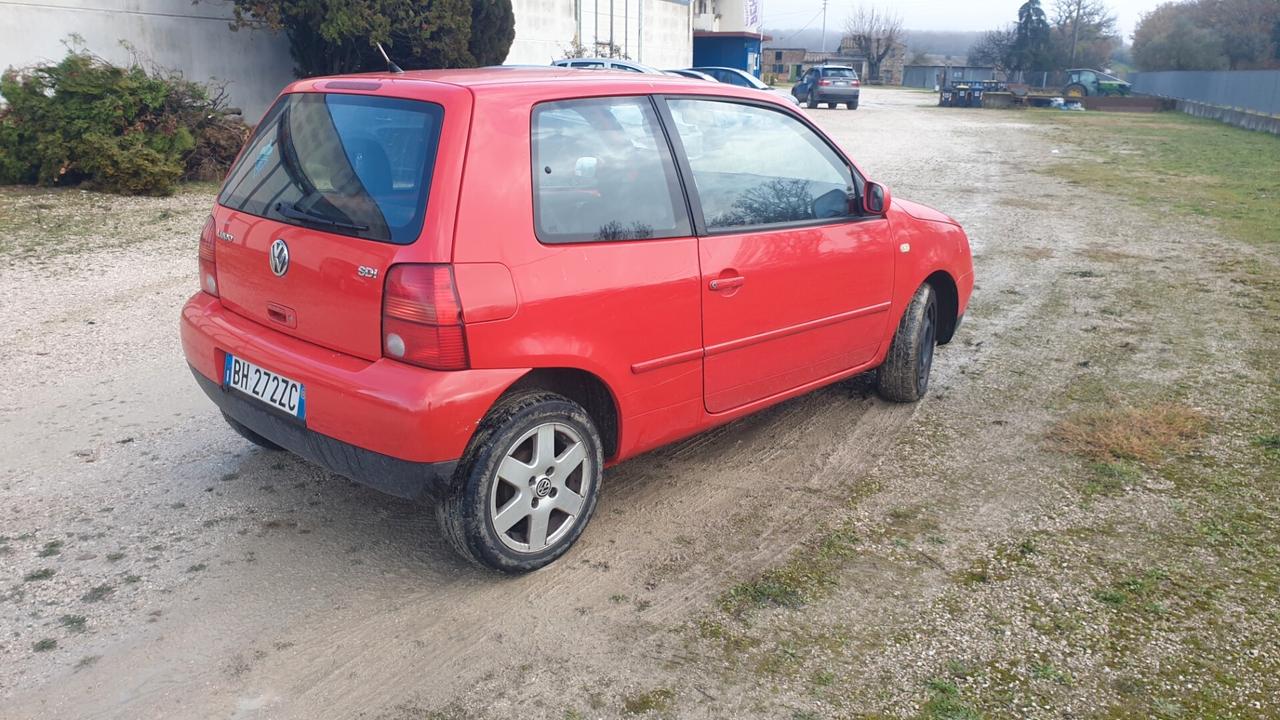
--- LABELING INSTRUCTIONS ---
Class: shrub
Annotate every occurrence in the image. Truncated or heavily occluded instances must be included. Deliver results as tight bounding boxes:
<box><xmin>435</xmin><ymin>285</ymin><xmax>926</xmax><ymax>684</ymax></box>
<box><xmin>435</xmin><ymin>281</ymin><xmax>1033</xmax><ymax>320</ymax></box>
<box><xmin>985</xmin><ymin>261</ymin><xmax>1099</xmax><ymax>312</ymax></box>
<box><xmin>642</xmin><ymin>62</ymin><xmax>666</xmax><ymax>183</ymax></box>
<box><xmin>230</xmin><ymin>0</ymin><xmax>514</xmax><ymax>77</ymax></box>
<box><xmin>0</xmin><ymin>51</ymin><xmax>249</xmax><ymax>195</ymax></box>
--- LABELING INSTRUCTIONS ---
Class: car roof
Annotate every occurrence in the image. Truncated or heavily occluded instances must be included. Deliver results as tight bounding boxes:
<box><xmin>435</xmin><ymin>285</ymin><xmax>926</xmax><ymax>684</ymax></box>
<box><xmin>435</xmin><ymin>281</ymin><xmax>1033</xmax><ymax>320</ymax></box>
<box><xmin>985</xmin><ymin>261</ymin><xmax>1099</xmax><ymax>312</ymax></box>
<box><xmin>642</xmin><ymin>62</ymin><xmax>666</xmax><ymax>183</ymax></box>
<box><xmin>284</xmin><ymin>67</ymin><xmax>789</xmax><ymax>102</ymax></box>
<box><xmin>691</xmin><ymin>66</ymin><xmax>748</xmax><ymax>73</ymax></box>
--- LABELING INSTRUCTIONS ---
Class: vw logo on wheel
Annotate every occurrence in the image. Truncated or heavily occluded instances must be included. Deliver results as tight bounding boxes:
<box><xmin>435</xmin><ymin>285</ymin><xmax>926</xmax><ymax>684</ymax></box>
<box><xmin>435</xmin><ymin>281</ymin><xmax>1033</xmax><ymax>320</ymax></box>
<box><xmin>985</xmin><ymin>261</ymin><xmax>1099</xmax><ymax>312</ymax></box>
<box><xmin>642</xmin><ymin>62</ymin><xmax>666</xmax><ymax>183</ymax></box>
<box><xmin>269</xmin><ymin>239</ymin><xmax>290</xmax><ymax>277</ymax></box>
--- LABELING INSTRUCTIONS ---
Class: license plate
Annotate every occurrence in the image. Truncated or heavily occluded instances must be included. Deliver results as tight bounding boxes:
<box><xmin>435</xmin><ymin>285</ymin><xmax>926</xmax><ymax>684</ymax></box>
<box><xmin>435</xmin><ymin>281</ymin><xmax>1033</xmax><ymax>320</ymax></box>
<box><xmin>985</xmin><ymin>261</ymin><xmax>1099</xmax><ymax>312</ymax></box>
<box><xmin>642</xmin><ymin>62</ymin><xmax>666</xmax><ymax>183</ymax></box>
<box><xmin>223</xmin><ymin>354</ymin><xmax>306</xmax><ymax>420</ymax></box>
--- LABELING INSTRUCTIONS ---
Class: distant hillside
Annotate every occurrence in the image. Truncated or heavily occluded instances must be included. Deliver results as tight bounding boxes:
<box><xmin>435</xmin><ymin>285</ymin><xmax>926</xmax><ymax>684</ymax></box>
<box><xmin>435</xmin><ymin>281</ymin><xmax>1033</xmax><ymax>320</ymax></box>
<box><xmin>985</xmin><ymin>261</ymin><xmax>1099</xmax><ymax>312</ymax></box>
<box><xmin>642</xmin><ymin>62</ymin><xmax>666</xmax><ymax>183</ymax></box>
<box><xmin>763</xmin><ymin>27</ymin><xmax>983</xmax><ymax>62</ymax></box>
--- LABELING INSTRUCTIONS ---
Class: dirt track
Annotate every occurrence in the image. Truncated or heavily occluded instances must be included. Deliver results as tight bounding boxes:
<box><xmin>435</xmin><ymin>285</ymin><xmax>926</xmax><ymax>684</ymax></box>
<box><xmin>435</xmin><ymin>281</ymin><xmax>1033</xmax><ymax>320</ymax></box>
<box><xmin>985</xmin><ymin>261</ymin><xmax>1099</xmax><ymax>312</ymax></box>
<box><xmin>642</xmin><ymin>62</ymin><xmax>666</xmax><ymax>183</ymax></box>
<box><xmin>2</xmin><ymin>88</ymin><xmax>1275</xmax><ymax>719</ymax></box>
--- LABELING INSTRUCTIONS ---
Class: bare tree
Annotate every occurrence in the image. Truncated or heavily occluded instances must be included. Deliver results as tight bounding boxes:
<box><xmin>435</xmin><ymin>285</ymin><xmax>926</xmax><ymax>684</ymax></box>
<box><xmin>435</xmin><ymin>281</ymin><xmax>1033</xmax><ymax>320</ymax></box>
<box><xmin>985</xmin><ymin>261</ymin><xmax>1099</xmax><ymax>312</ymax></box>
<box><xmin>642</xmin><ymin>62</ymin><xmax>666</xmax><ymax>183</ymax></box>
<box><xmin>842</xmin><ymin>5</ymin><xmax>904</xmax><ymax>83</ymax></box>
<box><xmin>1051</xmin><ymin>0</ymin><xmax>1116</xmax><ymax>67</ymax></box>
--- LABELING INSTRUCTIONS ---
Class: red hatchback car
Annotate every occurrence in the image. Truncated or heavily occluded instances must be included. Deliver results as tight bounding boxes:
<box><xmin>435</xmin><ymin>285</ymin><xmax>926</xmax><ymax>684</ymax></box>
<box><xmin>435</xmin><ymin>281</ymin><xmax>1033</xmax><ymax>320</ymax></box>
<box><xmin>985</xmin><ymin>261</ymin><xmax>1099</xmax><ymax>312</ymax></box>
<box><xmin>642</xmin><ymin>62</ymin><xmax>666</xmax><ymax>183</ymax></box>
<box><xmin>181</xmin><ymin>68</ymin><xmax>973</xmax><ymax>572</ymax></box>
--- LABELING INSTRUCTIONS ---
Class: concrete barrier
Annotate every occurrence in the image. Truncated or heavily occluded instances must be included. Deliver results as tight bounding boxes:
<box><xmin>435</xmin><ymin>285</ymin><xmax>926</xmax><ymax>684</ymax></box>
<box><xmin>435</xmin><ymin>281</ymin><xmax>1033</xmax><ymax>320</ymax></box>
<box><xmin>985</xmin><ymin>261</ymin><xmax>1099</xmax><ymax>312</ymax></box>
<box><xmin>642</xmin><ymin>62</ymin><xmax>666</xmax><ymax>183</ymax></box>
<box><xmin>1175</xmin><ymin>99</ymin><xmax>1280</xmax><ymax>136</ymax></box>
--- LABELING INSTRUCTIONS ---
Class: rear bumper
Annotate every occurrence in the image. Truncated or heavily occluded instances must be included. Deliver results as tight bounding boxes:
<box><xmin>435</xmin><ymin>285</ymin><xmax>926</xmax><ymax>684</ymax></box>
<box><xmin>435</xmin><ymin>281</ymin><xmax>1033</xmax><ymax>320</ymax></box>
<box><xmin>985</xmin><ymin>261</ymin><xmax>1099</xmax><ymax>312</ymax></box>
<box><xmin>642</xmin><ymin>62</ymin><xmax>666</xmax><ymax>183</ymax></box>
<box><xmin>192</xmin><ymin>369</ymin><xmax>456</xmax><ymax>501</ymax></box>
<box><xmin>816</xmin><ymin>88</ymin><xmax>860</xmax><ymax>101</ymax></box>
<box><xmin>181</xmin><ymin>292</ymin><xmax>529</xmax><ymax>494</ymax></box>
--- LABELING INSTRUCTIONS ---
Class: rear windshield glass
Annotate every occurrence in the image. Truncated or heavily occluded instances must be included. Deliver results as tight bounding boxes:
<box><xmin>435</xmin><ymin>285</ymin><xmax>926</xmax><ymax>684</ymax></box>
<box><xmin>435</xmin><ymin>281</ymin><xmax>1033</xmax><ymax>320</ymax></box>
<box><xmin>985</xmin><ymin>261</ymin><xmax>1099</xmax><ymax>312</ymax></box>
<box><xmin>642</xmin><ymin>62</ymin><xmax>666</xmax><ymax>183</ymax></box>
<box><xmin>218</xmin><ymin>93</ymin><xmax>443</xmax><ymax>244</ymax></box>
<box><xmin>822</xmin><ymin>68</ymin><xmax>856</xmax><ymax>78</ymax></box>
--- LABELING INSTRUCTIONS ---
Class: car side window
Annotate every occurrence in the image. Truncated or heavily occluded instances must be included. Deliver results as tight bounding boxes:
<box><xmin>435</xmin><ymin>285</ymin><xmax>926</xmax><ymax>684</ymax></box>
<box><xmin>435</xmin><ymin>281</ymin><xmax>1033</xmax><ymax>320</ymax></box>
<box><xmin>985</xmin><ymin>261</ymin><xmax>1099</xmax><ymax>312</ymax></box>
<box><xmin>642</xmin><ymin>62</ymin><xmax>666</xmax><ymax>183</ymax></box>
<box><xmin>531</xmin><ymin>97</ymin><xmax>690</xmax><ymax>243</ymax></box>
<box><xmin>665</xmin><ymin>98</ymin><xmax>858</xmax><ymax>231</ymax></box>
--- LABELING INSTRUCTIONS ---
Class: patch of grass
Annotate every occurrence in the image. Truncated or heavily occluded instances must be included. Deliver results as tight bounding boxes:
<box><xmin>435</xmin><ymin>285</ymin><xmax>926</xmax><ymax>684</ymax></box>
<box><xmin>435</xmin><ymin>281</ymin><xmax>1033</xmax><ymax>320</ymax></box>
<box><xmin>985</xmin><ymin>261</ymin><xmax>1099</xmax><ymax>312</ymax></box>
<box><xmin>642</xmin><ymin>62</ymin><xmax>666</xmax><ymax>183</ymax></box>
<box><xmin>718</xmin><ymin>525</ymin><xmax>860</xmax><ymax>616</ymax></box>
<box><xmin>75</xmin><ymin>655</ymin><xmax>101</xmax><ymax>670</ymax></box>
<box><xmin>920</xmin><ymin>678</ymin><xmax>982</xmax><ymax>720</ymax></box>
<box><xmin>1084</xmin><ymin>460</ymin><xmax>1144</xmax><ymax>495</ymax></box>
<box><xmin>38</xmin><ymin>539</ymin><xmax>64</xmax><ymax>557</ymax></box>
<box><xmin>105</xmin><ymin>551</ymin><xmax>125</xmax><ymax>562</ymax></box>
<box><xmin>1049</xmin><ymin>403</ymin><xmax>1207</xmax><ymax>464</ymax></box>
<box><xmin>60</xmin><ymin>614</ymin><xmax>87</xmax><ymax>632</ymax></box>
<box><xmin>1253</xmin><ymin>434</ymin><xmax>1280</xmax><ymax>456</ymax></box>
<box><xmin>24</xmin><ymin>568</ymin><xmax>56</xmax><ymax>581</ymax></box>
<box><xmin>1093</xmin><ymin>569</ymin><xmax>1169</xmax><ymax>610</ymax></box>
<box><xmin>186</xmin><ymin>563</ymin><xmax>207</xmax><ymax>573</ymax></box>
<box><xmin>33</xmin><ymin>638</ymin><xmax>57</xmax><ymax>652</ymax></box>
<box><xmin>82</xmin><ymin>584</ymin><xmax>114</xmax><ymax>602</ymax></box>
<box><xmin>1038</xmin><ymin>111</ymin><xmax>1280</xmax><ymax>248</ymax></box>
<box><xmin>621</xmin><ymin>687</ymin><xmax>674</xmax><ymax>715</ymax></box>
<box><xmin>1031</xmin><ymin>662</ymin><xmax>1071</xmax><ymax>685</ymax></box>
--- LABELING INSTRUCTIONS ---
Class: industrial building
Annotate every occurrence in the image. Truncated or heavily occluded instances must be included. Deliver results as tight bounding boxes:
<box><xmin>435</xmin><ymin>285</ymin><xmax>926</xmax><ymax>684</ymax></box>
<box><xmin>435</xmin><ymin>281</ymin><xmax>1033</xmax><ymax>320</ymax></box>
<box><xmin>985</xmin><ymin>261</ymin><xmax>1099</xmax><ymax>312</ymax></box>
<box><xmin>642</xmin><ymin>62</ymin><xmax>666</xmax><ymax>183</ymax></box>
<box><xmin>0</xmin><ymin>0</ymin><xmax>695</xmax><ymax>119</ymax></box>
<box><xmin>690</xmin><ymin>0</ymin><xmax>766</xmax><ymax>77</ymax></box>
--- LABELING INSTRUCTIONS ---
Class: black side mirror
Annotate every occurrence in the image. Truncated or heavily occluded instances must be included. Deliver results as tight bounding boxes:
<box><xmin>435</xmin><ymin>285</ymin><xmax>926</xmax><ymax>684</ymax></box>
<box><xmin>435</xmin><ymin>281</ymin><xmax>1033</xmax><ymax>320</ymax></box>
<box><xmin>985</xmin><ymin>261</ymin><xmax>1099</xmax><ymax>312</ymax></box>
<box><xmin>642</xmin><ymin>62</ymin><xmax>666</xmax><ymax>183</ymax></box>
<box><xmin>862</xmin><ymin>182</ymin><xmax>892</xmax><ymax>216</ymax></box>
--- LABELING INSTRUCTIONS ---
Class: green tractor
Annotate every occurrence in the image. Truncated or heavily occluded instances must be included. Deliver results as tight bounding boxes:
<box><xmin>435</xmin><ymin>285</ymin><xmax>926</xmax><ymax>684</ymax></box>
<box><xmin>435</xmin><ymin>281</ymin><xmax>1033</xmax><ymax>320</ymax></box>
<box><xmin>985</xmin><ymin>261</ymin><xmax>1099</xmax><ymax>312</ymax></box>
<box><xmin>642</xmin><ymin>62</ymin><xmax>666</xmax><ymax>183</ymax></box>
<box><xmin>1063</xmin><ymin>68</ymin><xmax>1131</xmax><ymax>98</ymax></box>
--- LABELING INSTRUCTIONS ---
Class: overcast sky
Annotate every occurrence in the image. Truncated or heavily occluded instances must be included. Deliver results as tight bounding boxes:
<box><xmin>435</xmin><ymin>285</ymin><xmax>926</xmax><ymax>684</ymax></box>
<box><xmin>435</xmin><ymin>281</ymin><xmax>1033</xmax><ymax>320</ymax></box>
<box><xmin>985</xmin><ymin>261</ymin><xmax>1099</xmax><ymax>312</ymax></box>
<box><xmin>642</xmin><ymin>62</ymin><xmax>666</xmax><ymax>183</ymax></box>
<box><xmin>763</xmin><ymin>0</ymin><xmax>1161</xmax><ymax>40</ymax></box>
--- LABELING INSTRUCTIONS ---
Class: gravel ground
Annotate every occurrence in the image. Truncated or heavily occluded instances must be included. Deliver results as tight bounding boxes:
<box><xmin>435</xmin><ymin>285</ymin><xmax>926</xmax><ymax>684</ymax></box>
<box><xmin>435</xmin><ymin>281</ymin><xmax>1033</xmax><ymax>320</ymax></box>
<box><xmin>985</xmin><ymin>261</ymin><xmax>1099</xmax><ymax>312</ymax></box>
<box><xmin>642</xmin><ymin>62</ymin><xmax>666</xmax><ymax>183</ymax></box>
<box><xmin>0</xmin><ymin>88</ymin><xmax>1276</xmax><ymax>720</ymax></box>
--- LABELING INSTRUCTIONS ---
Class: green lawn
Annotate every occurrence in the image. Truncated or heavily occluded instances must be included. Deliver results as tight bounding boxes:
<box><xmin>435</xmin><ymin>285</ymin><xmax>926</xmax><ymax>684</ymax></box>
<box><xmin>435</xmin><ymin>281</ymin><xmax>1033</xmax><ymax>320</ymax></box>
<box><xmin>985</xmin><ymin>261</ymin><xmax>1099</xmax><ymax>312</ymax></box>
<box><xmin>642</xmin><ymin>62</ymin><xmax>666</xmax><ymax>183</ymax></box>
<box><xmin>1036</xmin><ymin>110</ymin><xmax>1280</xmax><ymax>248</ymax></box>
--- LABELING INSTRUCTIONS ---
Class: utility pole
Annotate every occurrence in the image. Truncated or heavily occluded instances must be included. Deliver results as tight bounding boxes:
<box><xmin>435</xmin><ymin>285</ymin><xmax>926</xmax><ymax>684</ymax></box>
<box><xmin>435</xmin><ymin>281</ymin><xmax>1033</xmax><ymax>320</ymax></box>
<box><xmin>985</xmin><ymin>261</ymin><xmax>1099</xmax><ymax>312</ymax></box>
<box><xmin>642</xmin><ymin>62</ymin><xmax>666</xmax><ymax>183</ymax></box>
<box><xmin>820</xmin><ymin>0</ymin><xmax>828</xmax><ymax>52</ymax></box>
<box><xmin>1069</xmin><ymin>0</ymin><xmax>1081</xmax><ymax>66</ymax></box>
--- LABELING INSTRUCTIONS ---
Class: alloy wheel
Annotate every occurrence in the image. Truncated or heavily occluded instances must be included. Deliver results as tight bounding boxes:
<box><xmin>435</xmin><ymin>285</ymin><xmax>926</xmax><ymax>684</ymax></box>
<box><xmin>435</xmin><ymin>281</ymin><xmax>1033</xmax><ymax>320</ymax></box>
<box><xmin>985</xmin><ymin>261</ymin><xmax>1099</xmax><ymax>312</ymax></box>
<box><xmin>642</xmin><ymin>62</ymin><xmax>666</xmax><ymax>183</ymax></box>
<box><xmin>488</xmin><ymin>422</ymin><xmax>592</xmax><ymax>553</ymax></box>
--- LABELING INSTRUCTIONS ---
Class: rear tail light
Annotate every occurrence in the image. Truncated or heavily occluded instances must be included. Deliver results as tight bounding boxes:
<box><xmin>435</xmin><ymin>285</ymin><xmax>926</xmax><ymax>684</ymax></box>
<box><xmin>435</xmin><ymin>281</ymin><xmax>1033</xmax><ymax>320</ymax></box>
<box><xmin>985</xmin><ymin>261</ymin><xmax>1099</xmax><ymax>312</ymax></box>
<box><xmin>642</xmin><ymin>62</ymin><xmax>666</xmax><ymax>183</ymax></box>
<box><xmin>818</xmin><ymin>79</ymin><xmax>832</xmax><ymax>86</ymax></box>
<box><xmin>852</xmin><ymin>79</ymin><xmax>861</xmax><ymax>87</ymax></box>
<box><xmin>198</xmin><ymin>215</ymin><xmax>218</xmax><ymax>297</ymax></box>
<box><xmin>382</xmin><ymin>264</ymin><xmax>468</xmax><ymax>370</ymax></box>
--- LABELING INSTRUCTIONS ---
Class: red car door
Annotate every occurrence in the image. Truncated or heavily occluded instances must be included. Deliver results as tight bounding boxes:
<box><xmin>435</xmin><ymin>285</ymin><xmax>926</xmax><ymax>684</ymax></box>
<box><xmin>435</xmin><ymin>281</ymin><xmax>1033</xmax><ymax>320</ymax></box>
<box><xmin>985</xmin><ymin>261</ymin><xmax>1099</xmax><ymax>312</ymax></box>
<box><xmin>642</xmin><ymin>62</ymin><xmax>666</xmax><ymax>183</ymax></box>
<box><xmin>662</xmin><ymin>97</ymin><xmax>894</xmax><ymax>414</ymax></box>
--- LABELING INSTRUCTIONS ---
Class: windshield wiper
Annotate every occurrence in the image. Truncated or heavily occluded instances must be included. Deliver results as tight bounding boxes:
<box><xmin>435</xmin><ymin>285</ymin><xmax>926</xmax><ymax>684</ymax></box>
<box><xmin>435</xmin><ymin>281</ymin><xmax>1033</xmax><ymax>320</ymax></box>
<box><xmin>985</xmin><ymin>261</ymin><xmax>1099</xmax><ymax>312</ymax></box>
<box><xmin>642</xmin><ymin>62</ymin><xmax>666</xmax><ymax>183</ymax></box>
<box><xmin>275</xmin><ymin>201</ymin><xmax>369</xmax><ymax>232</ymax></box>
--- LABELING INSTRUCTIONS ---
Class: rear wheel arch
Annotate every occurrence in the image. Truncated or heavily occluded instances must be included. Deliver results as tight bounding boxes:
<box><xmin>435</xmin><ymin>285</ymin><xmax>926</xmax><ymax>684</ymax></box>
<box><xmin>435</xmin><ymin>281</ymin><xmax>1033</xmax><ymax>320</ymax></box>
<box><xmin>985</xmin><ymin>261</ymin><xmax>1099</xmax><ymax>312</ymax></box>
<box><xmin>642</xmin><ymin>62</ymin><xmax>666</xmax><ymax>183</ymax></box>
<box><xmin>923</xmin><ymin>270</ymin><xmax>960</xmax><ymax>345</ymax></box>
<box><xmin>503</xmin><ymin>368</ymin><xmax>620</xmax><ymax>460</ymax></box>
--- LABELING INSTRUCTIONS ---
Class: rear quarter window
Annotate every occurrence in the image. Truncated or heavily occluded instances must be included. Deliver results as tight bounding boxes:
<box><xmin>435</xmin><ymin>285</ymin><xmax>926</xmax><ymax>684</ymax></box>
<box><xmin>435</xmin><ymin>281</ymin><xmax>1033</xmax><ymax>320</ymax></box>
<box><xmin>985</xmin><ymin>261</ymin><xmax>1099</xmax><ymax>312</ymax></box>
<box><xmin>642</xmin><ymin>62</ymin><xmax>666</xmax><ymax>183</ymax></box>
<box><xmin>530</xmin><ymin>97</ymin><xmax>690</xmax><ymax>244</ymax></box>
<box><xmin>218</xmin><ymin>93</ymin><xmax>443</xmax><ymax>244</ymax></box>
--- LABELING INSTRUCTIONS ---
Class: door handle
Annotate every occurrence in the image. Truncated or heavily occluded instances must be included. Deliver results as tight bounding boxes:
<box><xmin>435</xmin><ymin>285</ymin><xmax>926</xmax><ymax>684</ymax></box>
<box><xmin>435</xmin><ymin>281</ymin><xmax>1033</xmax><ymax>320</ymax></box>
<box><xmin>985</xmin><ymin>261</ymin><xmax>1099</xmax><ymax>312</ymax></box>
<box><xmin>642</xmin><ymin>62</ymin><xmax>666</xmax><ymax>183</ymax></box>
<box><xmin>709</xmin><ymin>275</ymin><xmax>746</xmax><ymax>292</ymax></box>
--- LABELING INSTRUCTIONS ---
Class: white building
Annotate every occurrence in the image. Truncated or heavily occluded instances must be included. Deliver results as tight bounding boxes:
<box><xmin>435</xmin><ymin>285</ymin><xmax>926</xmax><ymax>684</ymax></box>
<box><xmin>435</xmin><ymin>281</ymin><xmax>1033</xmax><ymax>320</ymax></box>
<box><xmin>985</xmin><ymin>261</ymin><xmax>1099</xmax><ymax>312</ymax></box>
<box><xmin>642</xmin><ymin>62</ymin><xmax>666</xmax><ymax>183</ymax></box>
<box><xmin>0</xmin><ymin>0</ymin><xmax>693</xmax><ymax>120</ymax></box>
<box><xmin>509</xmin><ymin>0</ymin><xmax>693</xmax><ymax>68</ymax></box>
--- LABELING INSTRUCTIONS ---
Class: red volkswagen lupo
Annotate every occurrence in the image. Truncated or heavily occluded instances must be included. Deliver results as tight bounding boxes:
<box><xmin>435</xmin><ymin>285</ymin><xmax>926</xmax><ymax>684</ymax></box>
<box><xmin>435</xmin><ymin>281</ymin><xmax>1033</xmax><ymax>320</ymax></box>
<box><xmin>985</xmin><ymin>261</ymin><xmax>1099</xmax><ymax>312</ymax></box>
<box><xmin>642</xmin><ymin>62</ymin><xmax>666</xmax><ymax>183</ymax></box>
<box><xmin>181</xmin><ymin>68</ymin><xmax>973</xmax><ymax>572</ymax></box>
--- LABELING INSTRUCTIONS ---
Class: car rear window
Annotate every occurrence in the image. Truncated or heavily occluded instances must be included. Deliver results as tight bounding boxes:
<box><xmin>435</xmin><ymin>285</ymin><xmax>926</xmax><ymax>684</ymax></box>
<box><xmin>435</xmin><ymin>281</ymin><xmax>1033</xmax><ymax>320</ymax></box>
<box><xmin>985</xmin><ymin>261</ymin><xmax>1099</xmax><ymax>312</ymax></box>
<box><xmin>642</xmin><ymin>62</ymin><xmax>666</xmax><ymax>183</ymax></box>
<box><xmin>822</xmin><ymin>68</ymin><xmax>856</xmax><ymax>78</ymax></box>
<box><xmin>218</xmin><ymin>93</ymin><xmax>443</xmax><ymax>245</ymax></box>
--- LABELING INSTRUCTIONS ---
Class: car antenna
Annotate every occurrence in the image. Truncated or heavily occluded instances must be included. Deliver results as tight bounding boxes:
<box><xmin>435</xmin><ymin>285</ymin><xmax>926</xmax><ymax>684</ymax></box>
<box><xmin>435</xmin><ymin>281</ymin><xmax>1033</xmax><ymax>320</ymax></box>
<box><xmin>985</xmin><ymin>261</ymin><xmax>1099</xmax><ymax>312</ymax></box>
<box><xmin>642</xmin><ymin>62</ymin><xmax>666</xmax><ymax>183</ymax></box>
<box><xmin>375</xmin><ymin>41</ymin><xmax>404</xmax><ymax>74</ymax></box>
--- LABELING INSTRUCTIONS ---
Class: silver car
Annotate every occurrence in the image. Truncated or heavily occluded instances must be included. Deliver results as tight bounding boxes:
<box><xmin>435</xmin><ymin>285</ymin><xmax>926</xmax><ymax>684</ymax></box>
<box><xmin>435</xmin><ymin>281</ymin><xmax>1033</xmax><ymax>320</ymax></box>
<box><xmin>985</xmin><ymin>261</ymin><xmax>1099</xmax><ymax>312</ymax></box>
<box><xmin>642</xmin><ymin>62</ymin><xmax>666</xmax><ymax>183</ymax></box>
<box><xmin>552</xmin><ymin>58</ymin><xmax>666</xmax><ymax>74</ymax></box>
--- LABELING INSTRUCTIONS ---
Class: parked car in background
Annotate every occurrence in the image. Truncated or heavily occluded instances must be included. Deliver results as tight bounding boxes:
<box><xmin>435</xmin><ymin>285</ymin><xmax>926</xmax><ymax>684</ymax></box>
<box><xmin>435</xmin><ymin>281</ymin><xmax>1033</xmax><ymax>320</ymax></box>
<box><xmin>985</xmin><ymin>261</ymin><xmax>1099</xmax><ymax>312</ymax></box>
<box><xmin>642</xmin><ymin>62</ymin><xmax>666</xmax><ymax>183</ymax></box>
<box><xmin>691</xmin><ymin>66</ymin><xmax>770</xmax><ymax>90</ymax></box>
<box><xmin>792</xmin><ymin>65</ymin><xmax>861</xmax><ymax>109</ymax></box>
<box><xmin>552</xmin><ymin>58</ymin><xmax>665</xmax><ymax>74</ymax></box>
<box><xmin>689</xmin><ymin>66</ymin><xmax>799</xmax><ymax>104</ymax></box>
<box><xmin>666</xmin><ymin>68</ymin><xmax>718</xmax><ymax>81</ymax></box>
<box><xmin>181</xmin><ymin>68</ymin><xmax>972</xmax><ymax>573</ymax></box>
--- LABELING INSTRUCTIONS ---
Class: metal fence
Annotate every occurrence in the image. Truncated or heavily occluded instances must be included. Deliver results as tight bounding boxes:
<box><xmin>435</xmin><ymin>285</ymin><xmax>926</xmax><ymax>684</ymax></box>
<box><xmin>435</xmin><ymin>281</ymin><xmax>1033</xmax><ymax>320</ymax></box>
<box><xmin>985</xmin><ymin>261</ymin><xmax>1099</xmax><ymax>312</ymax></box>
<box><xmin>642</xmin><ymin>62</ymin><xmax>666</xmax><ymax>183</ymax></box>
<box><xmin>902</xmin><ymin>65</ymin><xmax>996</xmax><ymax>89</ymax></box>
<box><xmin>1130</xmin><ymin>70</ymin><xmax>1280</xmax><ymax>117</ymax></box>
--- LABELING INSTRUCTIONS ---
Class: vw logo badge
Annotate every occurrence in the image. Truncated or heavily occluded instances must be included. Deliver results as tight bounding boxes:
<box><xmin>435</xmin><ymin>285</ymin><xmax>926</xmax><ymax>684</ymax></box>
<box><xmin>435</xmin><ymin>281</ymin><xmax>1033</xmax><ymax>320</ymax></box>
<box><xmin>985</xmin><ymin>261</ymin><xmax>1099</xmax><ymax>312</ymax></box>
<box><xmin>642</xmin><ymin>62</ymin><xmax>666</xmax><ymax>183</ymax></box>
<box><xmin>269</xmin><ymin>239</ymin><xmax>290</xmax><ymax>277</ymax></box>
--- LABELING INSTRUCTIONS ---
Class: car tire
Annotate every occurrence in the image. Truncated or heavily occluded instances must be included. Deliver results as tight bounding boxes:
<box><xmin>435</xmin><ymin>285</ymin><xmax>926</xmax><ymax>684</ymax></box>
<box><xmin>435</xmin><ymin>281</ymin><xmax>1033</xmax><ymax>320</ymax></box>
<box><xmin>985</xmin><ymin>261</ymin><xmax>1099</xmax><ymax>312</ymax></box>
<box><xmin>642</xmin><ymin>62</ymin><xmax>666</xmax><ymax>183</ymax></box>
<box><xmin>436</xmin><ymin>390</ymin><xmax>603</xmax><ymax>573</ymax></box>
<box><xmin>806</xmin><ymin>91</ymin><xmax>820</xmax><ymax>109</ymax></box>
<box><xmin>876</xmin><ymin>284</ymin><xmax>939</xmax><ymax>403</ymax></box>
<box><xmin>222</xmin><ymin>412</ymin><xmax>283</xmax><ymax>451</ymax></box>
<box><xmin>846</xmin><ymin>102</ymin><xmax>858</xmax><ymax>110</ymax></box>
<box><xmin>1064</xmin><ymin>83</ymin><xmax>1088</xmax><ymax>98</ymax></box>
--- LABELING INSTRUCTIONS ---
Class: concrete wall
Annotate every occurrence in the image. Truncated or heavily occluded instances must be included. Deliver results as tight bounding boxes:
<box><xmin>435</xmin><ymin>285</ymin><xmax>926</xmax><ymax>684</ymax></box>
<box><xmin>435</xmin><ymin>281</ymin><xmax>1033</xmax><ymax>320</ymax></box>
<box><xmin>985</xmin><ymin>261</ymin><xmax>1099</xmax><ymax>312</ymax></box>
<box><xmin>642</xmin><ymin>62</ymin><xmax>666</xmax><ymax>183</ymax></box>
<box><xmin>0</xmin><ymin>0</ymin><xmax>295</xmax><ymax>121</ymax></box>
<box><xmin>507</xmin><ymin>0</ymin><xmax>690</xmax><ymax>68</ymax></box>
<box><xmin>1175</xmin><ymin>99</ymin><xmax>1280</xmax><ymax>136</ymax></box>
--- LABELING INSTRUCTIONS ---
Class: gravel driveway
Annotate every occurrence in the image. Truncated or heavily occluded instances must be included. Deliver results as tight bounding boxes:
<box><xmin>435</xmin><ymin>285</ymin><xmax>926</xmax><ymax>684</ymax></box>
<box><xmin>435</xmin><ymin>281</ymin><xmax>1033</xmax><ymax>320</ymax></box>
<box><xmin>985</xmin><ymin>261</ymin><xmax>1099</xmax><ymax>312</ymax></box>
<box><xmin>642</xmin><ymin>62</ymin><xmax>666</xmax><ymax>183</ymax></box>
<box><xmin>1</xmin><ymin>88</ymin><xmax>1275</xmax><ymax>719</ymax></box>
